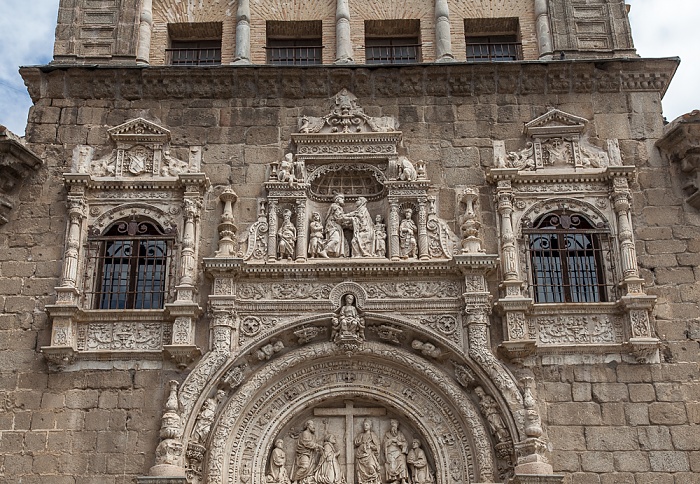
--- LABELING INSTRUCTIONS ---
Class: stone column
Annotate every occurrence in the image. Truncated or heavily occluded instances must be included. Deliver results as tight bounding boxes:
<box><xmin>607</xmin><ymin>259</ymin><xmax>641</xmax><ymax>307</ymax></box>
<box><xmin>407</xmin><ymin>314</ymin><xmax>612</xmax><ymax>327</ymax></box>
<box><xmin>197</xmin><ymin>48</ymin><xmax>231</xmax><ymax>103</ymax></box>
<box><xmin>215</xmin><ymin>188</ymin><xmax>238</xmax><ymax>258</ymax></box>
<box><xmin>434</xmin><ymin>0</ymin><xmax>454</xmax><ymax>62</ymax></box>
<box><xmin>295</xmin><ymin>199</ymin><xmax>307</xmax><ymax>262</ymax></box>
<box><xmin>136</xmin><ymin>0</ymin><xmax>153</xmax><ymax>65</ymax></box>
<box><xmin>233</xmin><ymin>0</ymin><xmax>251</xmax><ymax>64</ymax></box>
<box><xmin>335</xmin><ymin>0</ymin><xmax>354</xmax><ymax>64</ymax></box>
<box><xmin>534</xmin><ymin>0</ymin><xmax>553</xmax><ymax>59</ymax></box>
<box><xmin>388</xmin><ymin>198</ymin><xmax>400</xmax><ymax>261</ymax></box>
<box><xmin>267</xmin><ymin>200</ymin><xmax>278</xmax><ymax>262</ymax></box>
<box><xmin>612</xmin><ymin>184</ymin><xmax>639</xmax><ymax>282</ymax></box>
<box><xmin>417</xmin><ymin>197</ymin><xmax>430</xmax><ymax>260</ymax></box>
<box><xmin>60</xmin><ymin>196</ymin><xmax>86</xmax><ymax>288</ymax></box>
<box><xmin>496</xmin><ymin>183</ymin><xmax>519</xmax><ymax>281</ymax></box>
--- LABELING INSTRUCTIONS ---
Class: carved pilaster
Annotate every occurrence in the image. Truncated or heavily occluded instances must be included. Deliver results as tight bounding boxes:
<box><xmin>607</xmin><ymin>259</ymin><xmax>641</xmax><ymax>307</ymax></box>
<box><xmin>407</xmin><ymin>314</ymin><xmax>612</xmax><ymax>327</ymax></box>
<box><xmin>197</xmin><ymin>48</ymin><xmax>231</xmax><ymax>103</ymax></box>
<box><xmin>267</xmin><ymin>200</ymin><xmax>278</xmax><ymax>262</ymax></box>
<box><xmin>388</xmin><ymin>198</ymin><xmax>400</xmax><ymax>261</ymax></box>
<box><xmin>211</xmin><ymin>310</ymin><xmax>235</xmax><ymax>354</ymax></box>
<box><xmin>334</xmin><ymin>0</ymin><xmax>353</xmax><ymax>64</ymax></box>
<box><xmin>60</xmin><ymin>196</ymin><xmax>87</xmax><ymax>290</ymax></box>
<box><xmin>496</xmin><ymin>182</ymin><xmax>520</xmax><ymax>283</ymax></box>
<box><xmin>434</xmin><ymin>0</ymin><xmax>454</xmax><ymax>62</ymax></box>
<box><xmin>611</xmin><ymin>178</ymin><xmax>640</xmax><ymax>287</ymax></box>
<box><xmin>417</xmin><ymin>197</ymin><xmax>429</xmax><ymax>260</ymax></box>
<box><xmin>295</xmin><ymin>199</ymin><xmax>307</xmax><ymax>262</ymax></box>
<box><xmin>233</xmin><ymin>0</ymin><xmax>251</xmax><ymax>64</ymax></box>
<box><xmin>179</xmin><ymin>198</ymin><xmax>200</xmax><ymax>287</ymax></box>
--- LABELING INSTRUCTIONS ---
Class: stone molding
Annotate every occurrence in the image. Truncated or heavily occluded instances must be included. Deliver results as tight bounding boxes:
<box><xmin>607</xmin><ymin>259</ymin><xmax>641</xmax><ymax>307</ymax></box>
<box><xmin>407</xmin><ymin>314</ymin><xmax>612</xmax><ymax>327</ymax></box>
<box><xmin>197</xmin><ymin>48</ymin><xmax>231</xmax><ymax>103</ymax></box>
<box><xmin>20</xmin><ymin>59</ymin><xmax>678</xmax><ymax>103</ymax></box>
<box><xmin>0</xmin><ymin>126</ymin><xmax>43</xmax><ymax>224</ymax></box>
<box><xmin>657</xmin><ymin>110</ymin><xmax>700</xmax><ymax>209</ymax></box>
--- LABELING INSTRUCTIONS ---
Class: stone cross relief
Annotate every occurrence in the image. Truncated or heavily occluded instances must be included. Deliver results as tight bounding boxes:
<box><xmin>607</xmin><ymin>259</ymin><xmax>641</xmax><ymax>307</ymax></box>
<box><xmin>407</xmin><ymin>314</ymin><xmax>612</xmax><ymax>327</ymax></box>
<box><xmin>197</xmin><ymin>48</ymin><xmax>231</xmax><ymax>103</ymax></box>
<box><xmin>267</xmin><ymin>401</ymin><xmax>435</xmax><ymax>484</ymax></box>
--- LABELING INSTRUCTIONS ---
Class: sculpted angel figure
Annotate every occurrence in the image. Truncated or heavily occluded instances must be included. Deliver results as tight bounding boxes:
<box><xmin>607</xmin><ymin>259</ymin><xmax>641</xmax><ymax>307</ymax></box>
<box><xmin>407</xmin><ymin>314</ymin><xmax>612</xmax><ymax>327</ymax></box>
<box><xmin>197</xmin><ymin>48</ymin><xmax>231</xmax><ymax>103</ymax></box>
<box><xmin>267</xmin><ymin>439</ymin><xmax>291</xmax><ymax>484</ymax></box>
<box><xmin>474</xmin><ymin>387</ymin><xmax>510</xmax><ymax>444</ymax></box>
<box><xmin>192</xmin><ymin>389</ymin><xmax>226</xmax><ymax>444</ymax></box>
<box><xmin>277</xmin><ymin>153</ymin><xmax>296</xmax><ymax>184</ymax></box>
<box><xmin>354</xmin><ymin>419</ymin><xmax>382</xmax><ymax>484</ymax></box>
<box><xmin>407</xmin><ymin>440</ymin><xmax>433</xmax><ymax>484</ymax></box>
<box><xmin>315</xmin><ymin>434</ymin><xmax>345</xmax><ymax>484</ymax></box>
<box><xmin>278</xmin><ymin>209</ymin><xmax>297</xmax><ymax>260</ymax></box>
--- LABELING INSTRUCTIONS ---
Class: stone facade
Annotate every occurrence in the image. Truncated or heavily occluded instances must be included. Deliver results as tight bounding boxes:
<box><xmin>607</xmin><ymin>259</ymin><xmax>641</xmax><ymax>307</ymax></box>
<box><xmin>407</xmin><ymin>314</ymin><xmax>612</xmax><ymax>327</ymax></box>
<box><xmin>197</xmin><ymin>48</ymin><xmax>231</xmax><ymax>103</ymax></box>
<box><xmin>1</xmin><ymin>1</ymin><xmax>698</xmax><ymax>484</ymax></box>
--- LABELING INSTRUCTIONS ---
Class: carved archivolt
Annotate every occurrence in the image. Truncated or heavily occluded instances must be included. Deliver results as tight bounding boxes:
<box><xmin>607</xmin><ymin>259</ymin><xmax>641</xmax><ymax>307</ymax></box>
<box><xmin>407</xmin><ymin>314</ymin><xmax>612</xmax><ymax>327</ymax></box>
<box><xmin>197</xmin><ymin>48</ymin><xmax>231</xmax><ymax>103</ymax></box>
<box><xmin>515</xmin><ymin>197</ymin><xmax>610</xmax><ymax>237</ymax></box>
<box><xmin>190</xmin><ymin>342</ymin><xmax>502</xmax><ymax>484</ymax></box>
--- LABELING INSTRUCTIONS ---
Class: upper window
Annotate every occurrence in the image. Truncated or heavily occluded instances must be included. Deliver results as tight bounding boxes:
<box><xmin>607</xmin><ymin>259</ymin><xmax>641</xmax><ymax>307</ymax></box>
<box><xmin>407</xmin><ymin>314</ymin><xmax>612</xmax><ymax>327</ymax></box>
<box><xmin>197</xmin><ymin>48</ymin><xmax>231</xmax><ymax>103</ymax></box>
<box><xmin>167</xmin><ymin>22</ymin><xmax>222</xmax><ymax>66</ymax></box>
<box><xmin>524</xmin><ymin>211</ymin><xmax>615</xmax><ymax>303</ymax></box>
<box><xmin>365</xmin><ymin>20</ymin><xmax>421</xmax><ymax>64</ymax></box>
<box><xmin>464</xmin><ymin>18</ymin><xmax>522</xmax><ymax>62</ymax></box>
<box><xmin>88</xmin><ymin>218</ymin><xmax>175</xmax><ymax>310</ymax></box>
<box><xmin>266</xmin><ymin>21</ymin><xmax>323</xmax><ymax>65</ymax></box>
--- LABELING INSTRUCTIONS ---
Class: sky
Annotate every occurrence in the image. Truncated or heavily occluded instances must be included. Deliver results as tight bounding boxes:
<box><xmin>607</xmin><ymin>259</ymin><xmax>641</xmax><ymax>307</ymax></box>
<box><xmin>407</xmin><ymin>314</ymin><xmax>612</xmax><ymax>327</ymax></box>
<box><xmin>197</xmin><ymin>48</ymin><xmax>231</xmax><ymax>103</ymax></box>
<box><xmin>0</xmin><ymin>0</ymin><xmax>698</xmax><ymax>136</ymax></box>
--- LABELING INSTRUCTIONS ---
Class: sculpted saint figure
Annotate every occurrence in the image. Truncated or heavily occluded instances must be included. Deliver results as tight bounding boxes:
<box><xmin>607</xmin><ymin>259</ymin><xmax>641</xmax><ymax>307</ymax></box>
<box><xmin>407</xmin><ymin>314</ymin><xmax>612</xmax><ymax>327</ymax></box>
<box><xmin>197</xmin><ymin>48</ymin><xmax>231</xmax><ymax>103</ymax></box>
<box><xmin>383</xmin><ymin>419</ymin><xmax>409</xmax><ymax>484</ymax></box>
<box><xmin>278</xmin><ymin>209</ymin><xmax>297</xmax><ymax>260</ymax></box>
<box><xmin>315</xmin><ymin>434</ymin><xmax>345</xmax><ymax>484</ymax></box>
<box><xmin>399</xmin><ymin>209</ymin><xmax>418</xmax><ymax>259</ymax></box>
<box><xmin>192</xmin><ymin>389</ymin><xmax>226</xmax><ymax>444</ymax></box>
<box><xmin>354</xmin><ymin>419</ymin><xmax>382</xmax><ymax>484</ymax></box>
<box><xmin>474</xmin><ymin>387</ymin><xmax>510</xmax><ymax>443</ymax></box>
<box><xmin>406</xmin><ymin>440</ymin><xmax>433</xmax><ymax>484</ymax></box>
<box><xmin>292</xmin><ymin>420</ymin><xmax>322</xmax><ymax>484</ymax></box>
<box><xmin>325</xmin><ymin>195</ymin><xmax>349</xmax><ymax>258</ymax></box>
<box><xmin>308</xmin><ymin>211</ymin><xmax>328</xmax><ymax>258</ymax></box>
<box><xmin>332</xmin><ymin>294</ymin><xmax>365</xmax><ymax>342</ymax></box>
<box><xmin>346</xmin><ymin>197</ymin><xmax>375</xmax><ymax>258</ymax></box>
<box><xmin>267</xmin><ymin>439</ymin><xmax>291</xmax><ymax>484</ymax></box>
<box><xmin>373</xmin><ymin>215</ymin><xmax>387</xmax><ymax>258</ymax></box>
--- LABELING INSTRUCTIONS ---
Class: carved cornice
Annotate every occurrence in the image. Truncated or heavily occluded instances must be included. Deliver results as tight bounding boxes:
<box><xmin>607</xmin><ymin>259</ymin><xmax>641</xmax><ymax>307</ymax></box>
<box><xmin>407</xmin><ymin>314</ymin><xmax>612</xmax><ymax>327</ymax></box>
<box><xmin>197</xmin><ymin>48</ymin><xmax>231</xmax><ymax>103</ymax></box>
<box><xmin>20</xmin><ymin>58</ymin><xmax>679</xmax><ymax>103</ymax></box>
<box><xmin>656</xmin><ymin>110</ymin><xmax>700</xmax><ymax>209</ymax></box>
<box><xmin>0</xmin><ymin>126</ymin><xmax>43</xmax><ymax>224</ymax></box>
<box><xmin>487</xmin><ymin>165</ymin><xmax>635</xmax><ymax>184</ymax></box>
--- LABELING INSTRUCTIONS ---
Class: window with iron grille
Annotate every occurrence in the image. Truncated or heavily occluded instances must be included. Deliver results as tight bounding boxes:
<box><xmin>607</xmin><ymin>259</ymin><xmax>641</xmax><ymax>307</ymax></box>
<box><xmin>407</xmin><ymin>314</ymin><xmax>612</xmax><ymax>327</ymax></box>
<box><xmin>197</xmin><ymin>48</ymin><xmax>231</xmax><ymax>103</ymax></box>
<box><xmin>167</xmin><ymin>40</ymin><xmax>222</xmax><ymax>66</ymax></box>
<box><xmin>524</xmin><ymin>212</ymin><xmax>616</xmax><ymax>303</ymax></box>
<box><xmin>464</xmin><ymin>17</ymin><xmax>522</xmax><ymax>62</ymax></box>
<box><xmin>365</xmin><ymin>37</ymin><xmax>420</xmax><ymax>64</ymax></box>
<box><xmin>266</xmin><ymin>21</ymin><xmax>323</xmax><ymax>65</ymax></box>
<box><xmin>87</xmin><ymin>219</ymin><xmax>176</xmax><ymax>310</ymax></box>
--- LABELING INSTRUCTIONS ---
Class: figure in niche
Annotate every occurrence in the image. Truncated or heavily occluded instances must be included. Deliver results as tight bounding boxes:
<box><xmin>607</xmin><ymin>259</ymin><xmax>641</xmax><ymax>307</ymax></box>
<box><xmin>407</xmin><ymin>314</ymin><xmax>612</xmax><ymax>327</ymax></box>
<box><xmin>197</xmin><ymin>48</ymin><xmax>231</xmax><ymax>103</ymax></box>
<box><xmin>354</xmin><ymin>419</ymin><xmax>382</xmax><ymax>484</ymax></box>
<box><xmin>278</xmin><ymin>153</ymin><xmax>296</xmax><ymax>184</ymax></box>
<box><xmin>474</xmin><ymin>387</ymin><xmax>510</xmax><ymax>444</ymax></box>
<box><xmin>192</xmin><ymin>389</ymin><xmax>226</xmax><ymax>444</ymax></box>
<box><xmin>291</xmin><ymin>420</ymin><xmax>322</xmax><ymax>484</ymax></box>
<box><xmin>308</xmin><ymin>211</ymin><xmax>328</xmax><ymax>258</ymax></box>
<box><xmin>325</xmin><ymin>194</ymin><xmax>349</xmax><ymax>258</ymax></box>
<box><xmin>373</xmin><ymin>215</ymin><xmax>387</xmax><ymax>258</ymax></box>
<box><xmin>407</xmin><ymin>440</ymin><xmax>434</xmax><ymax>484</ymax></box>
<box><xmin>399</xmin><ymin>209</ymin><xmax>418</xmax><ymax>259</ymax></box>
<box><xmin>331</xmin><ymin>294</ymin><xmax>366</xmax><ymax>343</ymax></box>
<box><xmin>267</xmin><ymin>439</ymin><xmax>291</xmax><ymax>484</ymax></box>
<box><xmin>383</xmin><ymin>419</ymin><xmax>409</xmax><ymax>484</ymax></box>
<box><xmin>346</xmin><ymin>197</ymin><xmax>376</xmax><ymax>258</ymax></box>
<box><xmin>278</xmin><ymin>209</ymin><xmax>297</xmax><ymax>260</ymax></box>
<box><xmin>315</xmin><ymin>434</ymin><xmax>345</xmax><ymax>484</ymax></box>
<box><xmin>397</xmin><ymin>156</ymin><xmax>417</xmax><ymax>182</ymax></box>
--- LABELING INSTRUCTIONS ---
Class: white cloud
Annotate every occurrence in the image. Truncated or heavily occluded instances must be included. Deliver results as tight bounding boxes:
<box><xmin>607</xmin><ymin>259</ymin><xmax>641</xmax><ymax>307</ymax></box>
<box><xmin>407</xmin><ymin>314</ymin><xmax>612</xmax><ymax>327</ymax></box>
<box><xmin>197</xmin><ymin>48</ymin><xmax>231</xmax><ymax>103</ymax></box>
<box><xmin>0</xmin><ymin>0</ymin><xmax>59</xmax><ymax>135</ymax></box>
<box><xmin>0</xmin><ymin>0</ymin><xmax>697</xmax><ymax>135</ymax></box>
<box><xmin>628</xmin><ymin>0</ymin><xmax>700</xmax><ymax>121</ymax></box>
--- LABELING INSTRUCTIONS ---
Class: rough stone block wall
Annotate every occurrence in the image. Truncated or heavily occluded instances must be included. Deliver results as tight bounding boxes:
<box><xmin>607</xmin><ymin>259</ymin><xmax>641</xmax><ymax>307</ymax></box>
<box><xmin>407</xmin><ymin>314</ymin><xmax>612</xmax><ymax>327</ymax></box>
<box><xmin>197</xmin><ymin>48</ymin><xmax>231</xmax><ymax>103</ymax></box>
<box><xmin>2</xmin><ymin>62</ymin><xmax>697</xmax><ymax>482</ymax></box>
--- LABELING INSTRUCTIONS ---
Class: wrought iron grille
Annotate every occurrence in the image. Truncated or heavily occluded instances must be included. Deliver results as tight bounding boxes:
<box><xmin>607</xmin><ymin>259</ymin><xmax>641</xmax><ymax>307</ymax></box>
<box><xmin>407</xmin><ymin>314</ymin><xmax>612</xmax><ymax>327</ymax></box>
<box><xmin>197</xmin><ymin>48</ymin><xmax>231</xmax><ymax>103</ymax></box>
<box><xmin>365</xmin><ymin>38</ymin><xmax>420</xmax><ymax>64</ymax></box>
<box><xmin>166</xmin><ymin>47</ymin><xmax>221</xmax><ymax>66</ymax></box>
<box><xmin>266</xmin><ymin>45</ymin><xmax>323</xmax><ymax>65</ymax></box>
<box><xmin>466</xmin><ymin>38</ymin><xmax>522</xmax><ymax>62</ymax></box>
<box><xmin>86</xmin><ymin>220</ymin><xmax>175</xmax><ymax>310</ymax></box>
<box><xmin>524</xmin><ymin>212</ymin><xmax>616</xmax><ymax>303</ymax></box>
